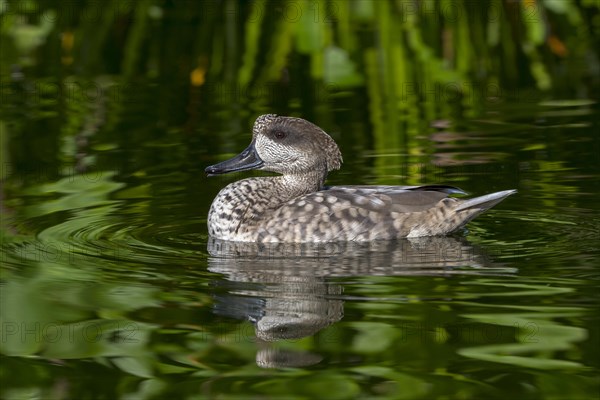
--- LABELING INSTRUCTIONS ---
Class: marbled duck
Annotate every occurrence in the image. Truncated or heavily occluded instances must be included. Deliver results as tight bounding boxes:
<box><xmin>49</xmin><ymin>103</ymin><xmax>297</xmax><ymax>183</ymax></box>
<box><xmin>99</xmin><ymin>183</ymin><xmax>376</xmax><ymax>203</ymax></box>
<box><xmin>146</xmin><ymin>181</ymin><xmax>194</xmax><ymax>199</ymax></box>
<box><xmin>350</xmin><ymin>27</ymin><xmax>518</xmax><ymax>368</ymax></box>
<box><xmin>206</xmin><ymin>114</ymin><xmax>516</xmax><ymax>242</ymax></box>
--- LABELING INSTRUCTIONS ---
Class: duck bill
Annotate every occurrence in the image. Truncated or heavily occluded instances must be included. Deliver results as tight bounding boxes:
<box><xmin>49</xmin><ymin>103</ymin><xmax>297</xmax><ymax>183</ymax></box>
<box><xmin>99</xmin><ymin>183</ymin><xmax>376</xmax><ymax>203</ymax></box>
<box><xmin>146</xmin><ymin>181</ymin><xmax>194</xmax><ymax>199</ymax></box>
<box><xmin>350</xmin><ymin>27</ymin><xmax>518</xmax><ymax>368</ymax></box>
<box><xmin>205</xmin><ymin>141</ymin><xmax>264</xmax><ymax>176</ymax></box>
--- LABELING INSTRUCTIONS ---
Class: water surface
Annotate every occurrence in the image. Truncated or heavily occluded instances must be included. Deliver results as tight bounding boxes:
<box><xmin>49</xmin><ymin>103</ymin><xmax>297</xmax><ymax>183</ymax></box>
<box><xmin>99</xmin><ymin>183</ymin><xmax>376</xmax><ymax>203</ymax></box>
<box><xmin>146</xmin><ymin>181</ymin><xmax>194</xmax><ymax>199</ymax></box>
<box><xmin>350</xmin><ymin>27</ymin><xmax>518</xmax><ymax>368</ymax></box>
<box><xmin>1</xmin><ymin>95</ymin><xmax>599</xmax><ymax>399</ymax></box>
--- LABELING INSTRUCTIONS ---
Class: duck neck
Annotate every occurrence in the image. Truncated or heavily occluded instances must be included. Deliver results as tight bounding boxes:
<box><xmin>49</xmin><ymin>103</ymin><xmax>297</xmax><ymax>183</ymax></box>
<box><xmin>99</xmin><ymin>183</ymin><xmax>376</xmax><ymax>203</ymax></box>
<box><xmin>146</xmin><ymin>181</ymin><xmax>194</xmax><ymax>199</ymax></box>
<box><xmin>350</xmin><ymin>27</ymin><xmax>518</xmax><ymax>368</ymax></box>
<box><xmin>276</xmin><ymin>170</ymin><xmax>327</xmax><ymax>200</ymax></box>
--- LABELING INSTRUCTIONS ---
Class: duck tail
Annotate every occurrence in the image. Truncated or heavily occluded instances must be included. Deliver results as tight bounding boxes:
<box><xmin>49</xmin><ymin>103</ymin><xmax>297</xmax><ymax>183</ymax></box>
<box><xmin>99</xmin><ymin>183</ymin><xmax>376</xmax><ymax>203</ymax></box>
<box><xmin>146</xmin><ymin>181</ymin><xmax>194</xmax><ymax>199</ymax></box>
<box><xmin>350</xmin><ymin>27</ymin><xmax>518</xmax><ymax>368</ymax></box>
<box><xmin>455</xmin><ymin>189</ymin><xmax>517</xmax><ymax>213</ymax></box>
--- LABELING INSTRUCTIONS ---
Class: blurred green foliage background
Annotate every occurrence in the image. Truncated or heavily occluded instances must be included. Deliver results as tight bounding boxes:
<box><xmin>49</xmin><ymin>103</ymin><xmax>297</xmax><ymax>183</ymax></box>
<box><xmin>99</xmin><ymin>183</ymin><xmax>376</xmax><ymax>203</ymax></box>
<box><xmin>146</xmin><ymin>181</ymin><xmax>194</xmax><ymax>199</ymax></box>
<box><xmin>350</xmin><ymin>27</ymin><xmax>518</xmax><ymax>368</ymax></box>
<box><xmin>1</xmin><ymin>2</ymin><xmax>600</xmax><ymax>399</ymax></box>
<box><xmin>2</xmin><ymin>0</ymin><xmax>598</xmax><ymax>119</ymax></box>
<box><xmin>1</xmin><ymin>0</ymin><xmax>598</xmax><ymax>179</ymax></box>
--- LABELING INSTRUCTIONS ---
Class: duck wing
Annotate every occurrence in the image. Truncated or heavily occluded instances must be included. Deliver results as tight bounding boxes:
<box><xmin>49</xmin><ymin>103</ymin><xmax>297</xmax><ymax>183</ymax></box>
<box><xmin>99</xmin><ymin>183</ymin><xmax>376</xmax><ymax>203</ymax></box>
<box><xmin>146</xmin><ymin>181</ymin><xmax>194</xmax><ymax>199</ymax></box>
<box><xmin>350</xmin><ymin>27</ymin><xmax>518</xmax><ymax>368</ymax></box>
<box><xmin>258</xmin><ymin>185</ymin><xmax>465</xmax><ymax>242</ymax></box>
<box><xmin>327</xmin><ymin>185</ymin><xmax>466</xmax><ymax>213</ymax></box>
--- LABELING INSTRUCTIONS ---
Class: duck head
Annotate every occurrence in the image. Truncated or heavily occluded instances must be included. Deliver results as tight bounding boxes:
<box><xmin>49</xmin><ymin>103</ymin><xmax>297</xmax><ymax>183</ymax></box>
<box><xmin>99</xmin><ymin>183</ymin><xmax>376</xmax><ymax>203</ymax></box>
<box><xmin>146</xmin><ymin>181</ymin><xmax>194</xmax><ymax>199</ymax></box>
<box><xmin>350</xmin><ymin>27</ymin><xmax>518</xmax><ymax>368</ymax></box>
<box><xmin>205</xmin><ymin>114</ymin><xmax>342</xmax><ymax>177</ymax></box>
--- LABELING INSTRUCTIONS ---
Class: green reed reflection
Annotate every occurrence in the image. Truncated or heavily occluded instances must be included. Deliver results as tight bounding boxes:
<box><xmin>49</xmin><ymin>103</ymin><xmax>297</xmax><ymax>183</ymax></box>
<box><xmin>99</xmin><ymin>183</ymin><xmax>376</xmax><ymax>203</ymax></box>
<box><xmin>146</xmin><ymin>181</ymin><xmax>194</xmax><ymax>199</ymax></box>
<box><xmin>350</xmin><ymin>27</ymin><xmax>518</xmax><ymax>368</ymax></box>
<box><xmin>1</xmin><ymin>1</ymin><xmax>599</xmax><ymax>399</ymax></box>
<box><xmin>1</xmin><ymin>0</ymin><xmax>597</xmax><ymax>157</ymax></box>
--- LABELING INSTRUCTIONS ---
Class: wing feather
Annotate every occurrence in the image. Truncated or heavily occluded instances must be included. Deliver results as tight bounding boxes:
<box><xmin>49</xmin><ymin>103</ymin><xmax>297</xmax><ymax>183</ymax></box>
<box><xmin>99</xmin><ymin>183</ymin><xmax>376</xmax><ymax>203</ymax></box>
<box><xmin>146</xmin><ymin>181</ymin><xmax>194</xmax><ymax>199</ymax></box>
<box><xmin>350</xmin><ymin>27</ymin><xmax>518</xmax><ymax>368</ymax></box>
<box><xmin>258</xmin><ymin>185</ymin><xmax>460</xmax><ymax>241</ymax></box>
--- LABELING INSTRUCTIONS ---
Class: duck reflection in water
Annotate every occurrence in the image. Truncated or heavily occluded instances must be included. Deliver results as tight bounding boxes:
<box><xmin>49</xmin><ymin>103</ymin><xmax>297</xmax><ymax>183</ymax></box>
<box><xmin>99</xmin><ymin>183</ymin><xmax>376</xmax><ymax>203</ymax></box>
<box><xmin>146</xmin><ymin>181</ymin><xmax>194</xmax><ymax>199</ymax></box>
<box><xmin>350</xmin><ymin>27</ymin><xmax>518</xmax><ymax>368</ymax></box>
<box><xmin>207</xmin><ymin>236</ymin><xmax>514</xmax><ymax>368</ymax></box>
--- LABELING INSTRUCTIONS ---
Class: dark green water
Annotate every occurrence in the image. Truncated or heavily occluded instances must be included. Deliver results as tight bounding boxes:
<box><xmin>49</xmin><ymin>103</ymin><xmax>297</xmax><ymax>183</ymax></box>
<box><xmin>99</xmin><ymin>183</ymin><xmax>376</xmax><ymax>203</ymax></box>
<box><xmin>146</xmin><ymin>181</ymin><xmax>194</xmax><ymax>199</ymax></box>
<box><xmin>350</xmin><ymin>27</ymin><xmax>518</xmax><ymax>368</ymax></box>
<box><xmin>1</xmin><ymin>80</ymin><xmax>599</xmax><ymax>399</ymax></box>
<box><xmin>3</xmin><ymin>0</ymin><xmax>600</xmax><ymax>397</ymax></box>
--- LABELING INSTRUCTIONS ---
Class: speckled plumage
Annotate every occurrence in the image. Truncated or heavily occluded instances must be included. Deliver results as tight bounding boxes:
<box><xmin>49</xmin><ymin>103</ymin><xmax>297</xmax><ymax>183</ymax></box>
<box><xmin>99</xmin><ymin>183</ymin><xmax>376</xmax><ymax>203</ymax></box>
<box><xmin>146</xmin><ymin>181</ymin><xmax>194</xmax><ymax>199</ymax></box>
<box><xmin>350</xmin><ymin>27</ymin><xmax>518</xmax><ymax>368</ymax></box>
<box><xmin>206</xmin><ymin>114</ymin><xmax>516</xmax><ymax>243</ymax></box>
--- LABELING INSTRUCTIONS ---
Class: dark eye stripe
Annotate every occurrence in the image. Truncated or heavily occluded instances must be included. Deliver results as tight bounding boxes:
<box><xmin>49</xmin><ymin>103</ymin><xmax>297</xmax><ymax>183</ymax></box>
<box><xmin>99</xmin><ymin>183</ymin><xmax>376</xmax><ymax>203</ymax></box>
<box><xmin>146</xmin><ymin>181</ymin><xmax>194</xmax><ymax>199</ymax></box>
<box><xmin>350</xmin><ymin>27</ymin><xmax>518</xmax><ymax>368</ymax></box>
<box><xmin>274</xmin><ymin>131</ymin><xmax>286</xmax><ymax>139</ymax></box>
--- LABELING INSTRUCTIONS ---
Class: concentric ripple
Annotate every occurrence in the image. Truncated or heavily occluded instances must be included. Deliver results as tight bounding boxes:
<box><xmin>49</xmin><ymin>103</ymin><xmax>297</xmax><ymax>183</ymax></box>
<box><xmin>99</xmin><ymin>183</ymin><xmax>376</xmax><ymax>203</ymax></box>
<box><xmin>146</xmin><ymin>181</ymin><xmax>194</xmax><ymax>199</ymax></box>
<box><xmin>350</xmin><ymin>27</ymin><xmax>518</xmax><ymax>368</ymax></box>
<box><xmin>2</xmin><ymin>207</ymin><xmax>208</xmax><ymax>283</ymax></box>
<box><xmin>3</xmin><ymin>197</ymin><xmax>599</xmax><ymax>282</ymax></box>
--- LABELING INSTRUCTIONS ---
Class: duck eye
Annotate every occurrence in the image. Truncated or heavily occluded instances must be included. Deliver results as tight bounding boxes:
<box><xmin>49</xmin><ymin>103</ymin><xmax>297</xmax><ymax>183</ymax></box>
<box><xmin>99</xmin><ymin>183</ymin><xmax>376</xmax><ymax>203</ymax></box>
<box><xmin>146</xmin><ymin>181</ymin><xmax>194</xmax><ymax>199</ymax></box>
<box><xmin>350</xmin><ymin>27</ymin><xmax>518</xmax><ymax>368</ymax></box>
<box><xmin>273</xmin><ymin>131</ymin><xmax>286</xmax><ymax>140</ymax></box>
